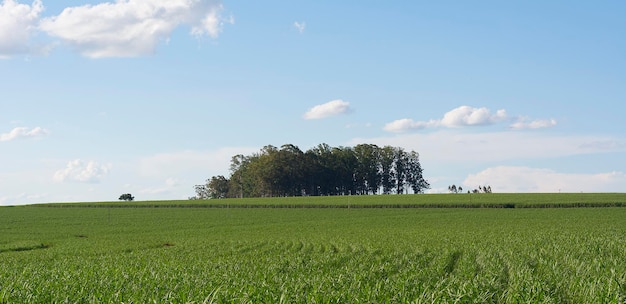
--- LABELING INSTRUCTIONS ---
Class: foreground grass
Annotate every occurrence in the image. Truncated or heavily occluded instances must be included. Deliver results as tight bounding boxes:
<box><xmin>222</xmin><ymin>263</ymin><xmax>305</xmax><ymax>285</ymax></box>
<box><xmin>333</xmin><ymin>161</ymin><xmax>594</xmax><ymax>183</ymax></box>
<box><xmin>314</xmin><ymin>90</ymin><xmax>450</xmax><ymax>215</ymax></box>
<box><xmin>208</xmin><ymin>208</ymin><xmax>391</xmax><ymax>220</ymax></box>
<box><xmin>38</xmin><ymin>192</ymin><xmax>626</xmax><ymax>208</ymax></box>
<box><xmin>1</xmin><ymin>205</ymin><xmax>626</xmax><ymax>302</ymax></box>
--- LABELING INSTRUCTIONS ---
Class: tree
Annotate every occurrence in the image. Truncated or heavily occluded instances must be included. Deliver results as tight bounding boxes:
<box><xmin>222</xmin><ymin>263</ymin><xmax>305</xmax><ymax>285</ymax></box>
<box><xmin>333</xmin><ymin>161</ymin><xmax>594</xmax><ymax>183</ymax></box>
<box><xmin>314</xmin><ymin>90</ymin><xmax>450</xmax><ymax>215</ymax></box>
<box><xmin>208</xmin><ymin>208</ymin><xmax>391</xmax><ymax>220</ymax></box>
<box><xmin>354</xmin><ymin>144</ymin><xmax>381</xmax><ymax>195</ymax></box>
<box><xmin>473</xmin><ymin>185</ymin><xmax>493</xmax><ymax>193</ymax></box>
<box><xmin>229</xmin><ymin>154</ymin><xmax>247</xmax><ymax>198</ymax></box>
<box><xmin>406</xmin><ymin>151</ymin><xmax>430</xmax><ymax>194</ymax></box>
<box><xmin>332</xmin><ymin>146</ymin><xmax>358</xmax><ymax>195</ymax></box>
<box><xmin>304</xmin><ymin>143</ymin><xmax>334</xmax><ymax>196</ymax></box>
<box><xmin>193</xmin><ymin>184</ymin><xmax>210</xmax><ymax>199</ymax></box>
<box><xmin>118</xmin><ymin>193</ymin><xmax>134</xmax><ymax>201</ymax></box>
<box><xmin>207</xmin><ymin>175</ymin><xmax>230</xmax><ymax>199</ymax></box>
<box><xmin>448</xmin><ymin>185</ymin><xmax>458</xmax><ymax>193</ymax></box>
<box><xmin>393</xmin><ymin>147</ymin><xmax>409</xmax><ymax>194</ymax></box>
<box><xmin>277</xmin><ymin>144</ymin><xmax>306</xmax><ymax>196</ymax></box>
<box><xmin>380</xmin><ymin>146</ymin><xmax>396</xmax><ymax>194</ymax></box>
<box><xmin>448</xmin><ymin>185</ymin><xmax>463</xmax><ymax>194</ymax></box>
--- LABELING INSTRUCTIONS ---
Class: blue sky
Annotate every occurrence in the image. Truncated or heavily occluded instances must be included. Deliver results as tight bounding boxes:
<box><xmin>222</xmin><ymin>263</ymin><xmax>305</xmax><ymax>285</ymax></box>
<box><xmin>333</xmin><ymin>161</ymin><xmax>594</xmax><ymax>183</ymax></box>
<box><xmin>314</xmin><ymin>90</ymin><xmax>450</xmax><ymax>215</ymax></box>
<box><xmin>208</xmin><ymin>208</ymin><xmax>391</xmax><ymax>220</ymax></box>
<box><xmin>1</xmin><ymin>0</ymin><xmax>625</xmax><ymax>205</ymax></box>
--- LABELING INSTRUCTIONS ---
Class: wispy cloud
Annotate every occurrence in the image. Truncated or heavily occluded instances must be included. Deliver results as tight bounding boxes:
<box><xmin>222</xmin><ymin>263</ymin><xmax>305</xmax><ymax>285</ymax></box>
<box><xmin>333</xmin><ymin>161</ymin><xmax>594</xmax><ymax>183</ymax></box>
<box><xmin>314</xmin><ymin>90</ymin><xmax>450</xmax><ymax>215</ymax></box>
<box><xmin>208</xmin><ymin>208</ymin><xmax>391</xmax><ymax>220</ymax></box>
<box><xmin>0</xmin><ymin>126</ymin><xmax>48</xmax><ymax>142</ymax></box>
<box><xmin>384</xmin><ymin>105</ymin><xmax>556</xmax><ymax>133</ymax></box>
<box><xmin>0</xmin><ymin>0</ymin><xmax>43</xmax><ymax>58</ymax></box>
<box><xmin>383</xmin><ymin>118</ymin><xmax>431</xmax><ymax>133</ymax></box>
<box><xmin>53</xmin><ymin>159</ymin><xmax>111</xmax><ymax>183</ymax></box>
<box><xmin>138</xmin><ymin>177</ymin><xmax>182</xmax><ymax>195</ymax></box>
<box><xmin>464</xmin><ymin>166</ymin><xmax>626</xmax><ymax>193</ymax></box>
<box><xmin>509</xmin><ymin>118</ymin><xmax>557</xmax><ymax>130</ymax></box>
<box><xmin>0</xmin><ymin>192</ymin><xmax>48</xmax><ymax>206</ymax></box>
<box><xmin>294</xmin><ymin>21</ymin><xmax>305</xmax><ymax>33</ymax></box>
<box><xmin>303</xmin><ymin>99</ymin><xmax>352</xmax><ymax>120</ymax></box>
<box><xmin>350</xmin><ymin>131</ymin><xmax>626</xmax><ymax>163</ymax></box>
<box><xmin>139</xmin><ymin>147</ymin><xmax>258</xmax><ymax>178</ymax></box>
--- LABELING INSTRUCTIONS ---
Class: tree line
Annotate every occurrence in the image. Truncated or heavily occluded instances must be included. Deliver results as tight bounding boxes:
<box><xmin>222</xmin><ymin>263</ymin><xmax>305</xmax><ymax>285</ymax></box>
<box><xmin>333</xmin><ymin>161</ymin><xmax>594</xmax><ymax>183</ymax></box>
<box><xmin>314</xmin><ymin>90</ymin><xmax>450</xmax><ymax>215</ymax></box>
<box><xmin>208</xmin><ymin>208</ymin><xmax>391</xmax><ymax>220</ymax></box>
<box><xmin>448</xmin><ymin>184</ymin><xmax>493</xmax><ymax>194</ymax></box>
<box><xmin>193</xmin><ymin>143</ymin><xmax>430</xmax><ymax>199</ymax></box>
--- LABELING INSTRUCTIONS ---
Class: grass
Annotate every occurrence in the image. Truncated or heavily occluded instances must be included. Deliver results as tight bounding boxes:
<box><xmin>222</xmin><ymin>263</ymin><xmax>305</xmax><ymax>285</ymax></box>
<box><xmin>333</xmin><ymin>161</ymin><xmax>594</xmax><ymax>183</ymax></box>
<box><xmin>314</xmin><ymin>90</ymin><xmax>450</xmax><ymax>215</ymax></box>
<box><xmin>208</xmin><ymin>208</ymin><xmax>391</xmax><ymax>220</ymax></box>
<box><xmin>36</xmin><ymin>192</ymin><xmax>626</xmax><ymax>208</ymax></box>
<box><xmin>1</xmin><ymin>195</ymin><xmax>626</xmax><ymax>302</ymax></box>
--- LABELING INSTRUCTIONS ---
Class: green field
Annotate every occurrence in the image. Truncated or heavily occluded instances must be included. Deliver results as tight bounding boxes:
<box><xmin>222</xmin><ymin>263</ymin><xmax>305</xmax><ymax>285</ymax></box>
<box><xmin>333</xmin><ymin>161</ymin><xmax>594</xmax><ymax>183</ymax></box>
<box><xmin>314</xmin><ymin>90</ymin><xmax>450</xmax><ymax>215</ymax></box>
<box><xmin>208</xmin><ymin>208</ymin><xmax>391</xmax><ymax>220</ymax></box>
<box><xmin>2</xmin><ymin>194</ymin><xmax>626</xmax><ymax>302</ymax></box>
<box><xmin>39</xmin><ymin>192</ymin><xmax>626</xmax><ymax>208</ymax></box>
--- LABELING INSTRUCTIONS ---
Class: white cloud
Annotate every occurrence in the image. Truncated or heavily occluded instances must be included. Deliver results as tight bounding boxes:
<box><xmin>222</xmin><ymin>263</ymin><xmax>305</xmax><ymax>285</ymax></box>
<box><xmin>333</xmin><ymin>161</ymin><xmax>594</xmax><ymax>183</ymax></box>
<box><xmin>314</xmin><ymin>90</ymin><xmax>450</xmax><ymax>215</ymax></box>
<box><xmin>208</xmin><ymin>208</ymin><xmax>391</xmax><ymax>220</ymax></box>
<box><xmin>464</xmin><ymin>166</ymin><xmax>626</xmax><ymax>193</ymax></box>
<box><xmin>53</xmin><ymin>159</ymin><xmax>111</xmax><ymax>183</ymax></box>
<box><xmin>383</xmin><ymin>118</ymin><xmax>432</xmax><ymax>132</ymax></box>
<box><xmin>384</xmin><ymin>106</ymin><xmax>507</xmax><ymax>133</ymax></box>
<box><xmin>0</xmin><ymin>126</ymin><xmax>48</xmax><ymax>141</ymax></box>
<box><xmin>294</xmin><ymin>21</ymin><xmax>305</xmax><ymax>33</ymax></box>
<box><xmin>350</xmin><ymin>130</ymin><xmax>626</xmax><ymax>164</ymax></box>
<box><xmin>303</xmin><ymin>99</ymin><xmax>352</xmax><ymax>120</ymax></box>
<box><xmin>441</xmin><ymin>106</ymin><xmax>507</xmax><ymax>127</ymax></box>
<box><xmin>510</xmin><ymin>118</ymin><xmax>557</xmax><ymax>130</ymax></box>
<box><xmin>38</xmin><ymin>0</ymin><xmax>226</xmax><ymax>58</ymax></box>
<box><xmin>0</xmin><ymin>0</ymin><xmax>43</xmax><ymax>58</ymax></box>
<box><xmin>385</xmin><ymin>106</ymin><xmax>559</xmax><ymax>133</ymax></box>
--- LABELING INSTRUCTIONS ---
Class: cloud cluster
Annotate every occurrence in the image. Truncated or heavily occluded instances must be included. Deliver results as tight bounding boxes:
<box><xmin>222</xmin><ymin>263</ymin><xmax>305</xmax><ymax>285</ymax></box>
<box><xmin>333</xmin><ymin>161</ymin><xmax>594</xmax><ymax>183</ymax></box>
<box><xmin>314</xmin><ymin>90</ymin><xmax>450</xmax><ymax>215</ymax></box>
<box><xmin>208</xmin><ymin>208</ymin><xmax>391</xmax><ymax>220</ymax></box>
<box><xmin>0</xmin><ymin>126</ymin><xmax>48</xmax><ymax>141</ymax></box>
<box><xmin>384</xmin><ymin>106</ymin><xmax>555</xmax><ymax>133</ymax></box>
<box><xmin>0</xmin><ymin>0</ymin><xmax>43</xmax><ymax>57</ymax></box>
<box><xmin>53</xmin><ymin>159</ymin><xmax>111</xmax><ymax>183</ymax></box>
<box><xmin>303</xmin><ymin>99</ymin><xmax>352</xmax><ymax>120</ymax></box>
<box><xmin>464</xmin><ymin>166</ymin><xmax>626</xmax><ymax>193</ymax></box>
<box><xmin>1</xmin><ymin>0</ymin><xmax>227</xmax><ymax>58</ymax></box>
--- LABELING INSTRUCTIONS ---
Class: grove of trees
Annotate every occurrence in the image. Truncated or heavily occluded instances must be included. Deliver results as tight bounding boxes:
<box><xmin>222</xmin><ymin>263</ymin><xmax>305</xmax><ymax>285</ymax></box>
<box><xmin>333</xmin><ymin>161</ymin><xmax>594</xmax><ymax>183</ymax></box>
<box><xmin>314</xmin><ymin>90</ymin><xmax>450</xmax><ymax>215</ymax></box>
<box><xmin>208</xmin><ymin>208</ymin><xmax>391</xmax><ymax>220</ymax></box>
<box><xmin>193</xmin><ymin>143</ymin><xmax>430</xmax><ymax>199</ymax></box>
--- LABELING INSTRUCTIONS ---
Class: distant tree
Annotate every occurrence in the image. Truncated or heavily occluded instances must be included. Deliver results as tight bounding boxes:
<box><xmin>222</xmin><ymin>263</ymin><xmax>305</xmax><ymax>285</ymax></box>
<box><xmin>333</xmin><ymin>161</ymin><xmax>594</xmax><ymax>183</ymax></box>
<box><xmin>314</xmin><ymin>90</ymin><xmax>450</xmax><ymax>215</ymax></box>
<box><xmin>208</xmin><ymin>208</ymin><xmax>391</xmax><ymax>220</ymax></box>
<box><xmin>332</xmin><ymin>146</ymin><xmax>358</xmax><ymax>195</ymax></box>
<box><xmin>118</xmin><ymin>193</ymin><xmax>134</xmax><ymax>201</ymax></box>
<box><xmin>393</xmin><ymin>147</ymin><xmax>409</xmax><ymax>194</ymax></box>
<box><xmin>278</xmin><ymin>144</ymin><xmax>306</xmax><ymax>196</ymax></box>
<box><xmin>406</xmin><ymin>151</ymin><xmax>430</xmax><ymax>194</ymax></box>
<box><xmin>229</xmin><ymin>154</ymin><xmax>247</xmax><ymax>198</ymax></box>
<box><xmin>380</xmin><ymin>146</ymin><xmax>396</xmax><ymax>194</ymax></box>
<box><xmin>448</xmin><ymin>185</ymin><xmax>458</xmax><ymax>193</ymax></box>
<box><xmin>304</xmin><ymin>143</ymin><xmax>333</xmax><ymax>196</ymax></box>
<box><xmin>471</xmin><ymin>185</ymin><xmax>492</xmax><ymax>193</ymax></box>
<box><xmin>193</xmin><ymin>184</ymin><xmax>210</xmax><ymax>200</ymax></box>
<box><xmin>207</xmin><ymin>175</ymin><xmax>230</xmax><ymax>199</ymax></box>
<box><xmin>354</xmin><ymin>144</ymin><xmax>381</xmax><ymax>195</ymax></box>
<box><xmin>458</xmin><ymin>186</ymin><xmax>463</xmax><ymax>193</ymax></box>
